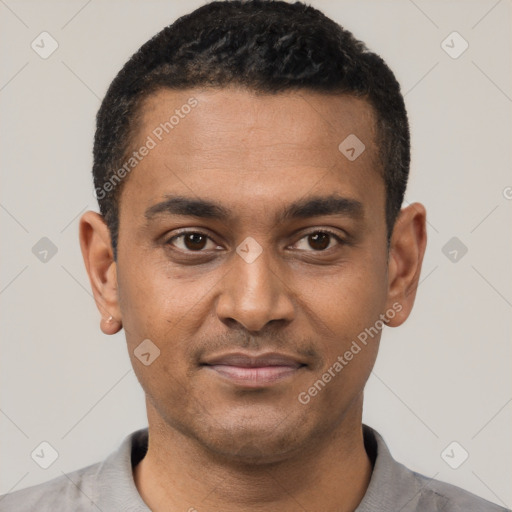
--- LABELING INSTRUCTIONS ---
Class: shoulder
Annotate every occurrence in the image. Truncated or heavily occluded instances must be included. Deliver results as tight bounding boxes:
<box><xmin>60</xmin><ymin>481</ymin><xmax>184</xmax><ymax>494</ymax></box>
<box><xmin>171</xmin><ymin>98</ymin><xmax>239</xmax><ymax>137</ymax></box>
<box><xmin>360</xmin><ymin>425</ymin><xmax>510</xmax><ymax>512</ymax></box>
<box><xmin>0</xmin><ymin>429</ymin><xmax>149</xmax><ymax>512</ymax></box>
<box><xmin>410</xmin><ymin>469</ymin><xmax>509</xmax><ymax>512</ymax></box>
<box><xmin>0</xmin><ymin>462</ymin><xmax>101</xmax><ymax>512</ymax></box>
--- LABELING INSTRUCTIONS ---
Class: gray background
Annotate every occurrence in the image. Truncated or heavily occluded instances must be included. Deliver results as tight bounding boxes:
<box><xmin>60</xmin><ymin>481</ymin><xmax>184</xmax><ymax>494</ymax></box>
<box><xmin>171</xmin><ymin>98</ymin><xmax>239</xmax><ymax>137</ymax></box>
<box><xmin>1</xmin><ymin>0</ymin><xmax>511</xmax><ymax>507</ymax></box>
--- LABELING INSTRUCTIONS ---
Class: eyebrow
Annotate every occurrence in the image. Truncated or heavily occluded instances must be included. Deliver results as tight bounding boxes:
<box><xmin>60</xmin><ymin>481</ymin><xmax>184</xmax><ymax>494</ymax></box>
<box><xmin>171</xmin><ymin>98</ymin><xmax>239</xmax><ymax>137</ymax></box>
<box><xmin>144</xmin><ymin>194</ymin><xmax>364</xmax><ymax>224</ymax></box>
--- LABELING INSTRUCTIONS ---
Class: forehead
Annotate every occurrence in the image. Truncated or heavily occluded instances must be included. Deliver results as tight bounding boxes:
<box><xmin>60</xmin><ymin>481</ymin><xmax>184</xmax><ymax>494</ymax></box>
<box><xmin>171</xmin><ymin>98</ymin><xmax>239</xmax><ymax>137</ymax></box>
<box><xmin>120</xmin><ymin>86</ymin><xmax>384</xmax><ymax>227</ymax></box>
<box><xmin>137</xmin><ymin>87</ymin><xmax>378</xmax><ymax>167</ymax></box>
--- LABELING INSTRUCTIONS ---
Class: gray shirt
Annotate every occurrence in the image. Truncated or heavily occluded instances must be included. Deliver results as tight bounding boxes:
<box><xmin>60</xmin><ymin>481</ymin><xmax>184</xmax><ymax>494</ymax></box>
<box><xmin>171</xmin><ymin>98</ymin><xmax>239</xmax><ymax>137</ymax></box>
<box><xmin>0</xmin><ymin>425</ymin><xmax>508</xmax><ymax>511</ymax></box>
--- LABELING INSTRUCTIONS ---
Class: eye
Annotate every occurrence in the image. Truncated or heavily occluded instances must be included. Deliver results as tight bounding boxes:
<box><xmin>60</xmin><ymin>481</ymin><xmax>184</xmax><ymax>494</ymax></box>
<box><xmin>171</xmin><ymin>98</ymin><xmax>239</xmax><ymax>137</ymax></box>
<box><xmin>293</xmin><ymin>230</ymin><xmax>345</xmax><ymax>251</ymax></box>
<box><xmin>166</xmin><ymin>231</ymin><xmax>221</xmax><ymax>252</ymax></box>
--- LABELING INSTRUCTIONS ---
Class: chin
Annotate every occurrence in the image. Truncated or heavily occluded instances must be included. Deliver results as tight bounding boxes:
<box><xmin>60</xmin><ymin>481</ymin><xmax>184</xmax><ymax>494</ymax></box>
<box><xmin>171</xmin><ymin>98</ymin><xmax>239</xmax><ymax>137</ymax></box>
<box><xmin>188</xmin><ymin>412</ymin><xmax>312</xmax><ymax>465</ymax></box>
<box><xmin>202</xmin><ymin>434</ymin><xmax>301</xmax><ymax>465</ymax></box>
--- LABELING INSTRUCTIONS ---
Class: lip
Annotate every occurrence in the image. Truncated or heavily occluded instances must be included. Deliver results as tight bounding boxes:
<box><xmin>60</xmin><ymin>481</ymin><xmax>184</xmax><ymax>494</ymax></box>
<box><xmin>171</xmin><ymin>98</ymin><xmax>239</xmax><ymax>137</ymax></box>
<box><xmin>201</xmin><ymin>352</ymin><xmax>307</xmax><ymax>388</ymax></box>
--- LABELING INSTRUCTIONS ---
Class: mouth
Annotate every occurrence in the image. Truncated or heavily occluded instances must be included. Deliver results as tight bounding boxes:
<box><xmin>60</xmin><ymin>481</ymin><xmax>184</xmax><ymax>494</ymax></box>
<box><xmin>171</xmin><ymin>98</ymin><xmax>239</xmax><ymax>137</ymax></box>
<box><xmin>200</xmin><ymin>352</ymin><xmax>307</xmax><ymax>388</ymax></box>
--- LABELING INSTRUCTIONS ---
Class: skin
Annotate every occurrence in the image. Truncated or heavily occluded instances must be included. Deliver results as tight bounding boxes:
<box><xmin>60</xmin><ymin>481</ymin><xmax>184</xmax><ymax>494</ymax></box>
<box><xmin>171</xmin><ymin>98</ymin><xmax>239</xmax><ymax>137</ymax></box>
<box><xmin>80</xmin><ymin>87</ymin><xmax>427</xmax><ymax>512</ymax></box>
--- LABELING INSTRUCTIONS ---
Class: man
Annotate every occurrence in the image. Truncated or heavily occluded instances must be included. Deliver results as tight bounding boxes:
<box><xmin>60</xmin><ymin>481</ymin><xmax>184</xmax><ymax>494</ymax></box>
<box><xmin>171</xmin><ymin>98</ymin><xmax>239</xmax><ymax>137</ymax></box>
<box><xmin>1</xmin><ymin>1</ymin><xmax>507</xmax><ymax>511</ymax></box>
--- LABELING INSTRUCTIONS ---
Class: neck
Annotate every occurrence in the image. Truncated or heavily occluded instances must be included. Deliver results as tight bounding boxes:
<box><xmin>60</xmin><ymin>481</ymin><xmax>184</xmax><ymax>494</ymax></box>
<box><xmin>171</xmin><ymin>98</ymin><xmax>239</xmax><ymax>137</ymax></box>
<box><xmin>134</xmin><ymin>398</ymin><xmax>372</xmax><ymax>512</ymax></box>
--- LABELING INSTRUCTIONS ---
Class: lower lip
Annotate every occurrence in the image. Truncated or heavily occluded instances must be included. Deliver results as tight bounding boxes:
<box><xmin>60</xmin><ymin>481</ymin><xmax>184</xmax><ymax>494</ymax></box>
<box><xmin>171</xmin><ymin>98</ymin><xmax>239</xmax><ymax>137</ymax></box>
<box><xmin>204</xmin><ymin>365</ymin><xmax>303</xmax><ymax>387</ymax></box>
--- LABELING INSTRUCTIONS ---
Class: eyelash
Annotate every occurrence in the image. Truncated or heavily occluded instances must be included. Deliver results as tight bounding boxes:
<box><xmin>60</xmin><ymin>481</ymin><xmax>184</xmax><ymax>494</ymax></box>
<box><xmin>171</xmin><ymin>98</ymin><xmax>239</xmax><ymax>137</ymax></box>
<box><xmin>165</xmin><ymin>229</ymin><xmax>346</xmax><ymax>253</ymax></box>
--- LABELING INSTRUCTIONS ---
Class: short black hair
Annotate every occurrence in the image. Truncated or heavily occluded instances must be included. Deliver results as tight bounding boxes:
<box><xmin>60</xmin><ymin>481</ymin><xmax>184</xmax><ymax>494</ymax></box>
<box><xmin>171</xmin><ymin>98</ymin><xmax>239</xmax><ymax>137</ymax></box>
<box><xmin>93</xmin><ymin>0</ymin><xmax>410</xmax><ymax>258</ymax></box>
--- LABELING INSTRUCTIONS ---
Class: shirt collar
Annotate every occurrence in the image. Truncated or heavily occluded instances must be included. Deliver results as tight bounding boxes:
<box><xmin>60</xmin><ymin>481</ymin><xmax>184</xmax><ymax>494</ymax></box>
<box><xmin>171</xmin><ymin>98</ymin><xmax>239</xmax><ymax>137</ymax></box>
<box><xmin>356</xmin><ymin>425</ymin><xmax>448</xmax><ymax>512</ymax></box>
<box><xmin>94</xmin><ymin>428</ymin><xmax>150</xmax><ymax>511</ymax></box>
<box><xmin>92</xmin><ymin>425</ymin><xmax>439</xmax><ymax>512</ymax></box>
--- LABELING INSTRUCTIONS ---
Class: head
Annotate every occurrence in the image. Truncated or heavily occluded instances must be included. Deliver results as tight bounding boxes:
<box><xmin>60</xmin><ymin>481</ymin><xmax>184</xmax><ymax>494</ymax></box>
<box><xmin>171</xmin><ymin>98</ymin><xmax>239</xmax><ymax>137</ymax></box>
<box><xmin>80</xmin><ymin>0</ymin><xmax>426</xmax><ymax>462</ymax></box>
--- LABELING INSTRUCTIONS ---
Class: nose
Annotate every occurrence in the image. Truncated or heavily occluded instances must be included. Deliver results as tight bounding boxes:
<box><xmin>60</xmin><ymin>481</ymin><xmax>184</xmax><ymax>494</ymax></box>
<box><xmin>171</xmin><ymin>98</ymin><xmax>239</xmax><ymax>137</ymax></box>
<box><xmin>215</xmin><ymin>242</ymin><xmax>295</xmax><ymax>332</ymax></box>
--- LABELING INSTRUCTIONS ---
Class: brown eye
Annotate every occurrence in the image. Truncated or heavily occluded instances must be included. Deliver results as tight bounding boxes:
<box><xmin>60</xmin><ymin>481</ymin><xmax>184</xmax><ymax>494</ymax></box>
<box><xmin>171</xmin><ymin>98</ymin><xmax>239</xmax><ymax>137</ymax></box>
<box><xmin>308</xmin><ymin>232</ymin><xmax>330</xmax><ymax>250</ymax></box>
<box><xmin>167</xmin><ymin>232</ymin><xmax>218</xmax><ymax>252</ymax></box>
<box><xmin>183</xmin><ymin>233</ymin><xmax>207</xmax><ymax>250</ymax></box>
<box><xmin>294</xmin><ymin>230</ymin><xmax>344</xmax><ymax>252</ymax></box>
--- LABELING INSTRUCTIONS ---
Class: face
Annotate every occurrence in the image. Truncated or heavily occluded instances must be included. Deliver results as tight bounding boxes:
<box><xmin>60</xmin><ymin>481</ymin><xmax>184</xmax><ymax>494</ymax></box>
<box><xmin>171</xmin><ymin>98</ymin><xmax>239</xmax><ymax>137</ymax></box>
<box><xmin>81</xmin><ymin>86</ymin><xmax>426</xmax><ymax>462</ymax></box>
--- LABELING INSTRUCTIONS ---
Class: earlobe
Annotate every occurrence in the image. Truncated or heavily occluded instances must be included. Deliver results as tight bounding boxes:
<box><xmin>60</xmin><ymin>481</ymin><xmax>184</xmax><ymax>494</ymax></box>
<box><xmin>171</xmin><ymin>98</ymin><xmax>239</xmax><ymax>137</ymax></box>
<box><xmin>79</xmin><ymin>211</ymin><xmax>122</xmax><ymax>335</ymax></box>
<box><xmin>385</xmin><ymin>203</ymin><xmax>427</xmax><ymax>328</ymax></box>
<box><xmin>101</xmin><ymin>313</ymin><xmax>122</xmax><ymax>335</ymax></box>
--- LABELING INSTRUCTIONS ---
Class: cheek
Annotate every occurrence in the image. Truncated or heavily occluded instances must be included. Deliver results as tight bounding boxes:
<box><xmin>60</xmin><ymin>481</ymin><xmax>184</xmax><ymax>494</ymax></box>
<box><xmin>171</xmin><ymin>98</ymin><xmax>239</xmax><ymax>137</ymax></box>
<box><xmin>116</xmin><ymin>254</ymin><xmax>209</xmax><ymax>339</ymax></box>
<box><xmin>295</xmin><ymin>267</ymin><xmax>383</xmax><ymax>411</ymax></box>
<box><xmin>302</xmin><ymin>258</ymin><xmax>388</xmax><ymax>334</ymax></box>
<box><xmin>296</xmin><ymin>251</ymin><xmax>388</xmax><ymax>384</ymax></box>
<box><xmin>116</xmin><ymin>258</ymin><xmax>219</xmax><ymax>401</ymax></box>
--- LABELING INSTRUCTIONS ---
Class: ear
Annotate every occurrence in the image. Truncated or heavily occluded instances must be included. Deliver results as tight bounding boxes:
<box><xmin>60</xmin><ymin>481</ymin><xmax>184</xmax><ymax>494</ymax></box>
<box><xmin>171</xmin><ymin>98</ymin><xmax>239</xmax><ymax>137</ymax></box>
<box><xmin>384</xmin><ymin>202</ymin><xmax>427</xmax><ymax>327</ymax></box>
<box><xmin>79</xmin><ymin>211</ymin><xmax>122</xmax><ymax>335</ymax></box>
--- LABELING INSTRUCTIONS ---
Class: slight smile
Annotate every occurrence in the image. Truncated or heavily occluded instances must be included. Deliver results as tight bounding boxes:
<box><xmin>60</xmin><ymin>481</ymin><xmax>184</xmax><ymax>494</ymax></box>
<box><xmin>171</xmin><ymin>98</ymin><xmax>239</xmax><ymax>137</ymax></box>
<box><xmin>201</xmin><ymin>352</ymin><xmax>308</xmax><ymax>388</ymax></box>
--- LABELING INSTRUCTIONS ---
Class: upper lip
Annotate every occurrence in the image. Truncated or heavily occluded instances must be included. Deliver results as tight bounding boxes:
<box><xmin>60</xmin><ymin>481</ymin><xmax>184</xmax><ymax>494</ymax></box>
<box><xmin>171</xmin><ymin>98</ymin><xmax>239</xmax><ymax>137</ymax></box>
<box><xmin>201</xmin><ymin>352</ymin><xmax>306</xmax><ymax>368</ymax></box>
